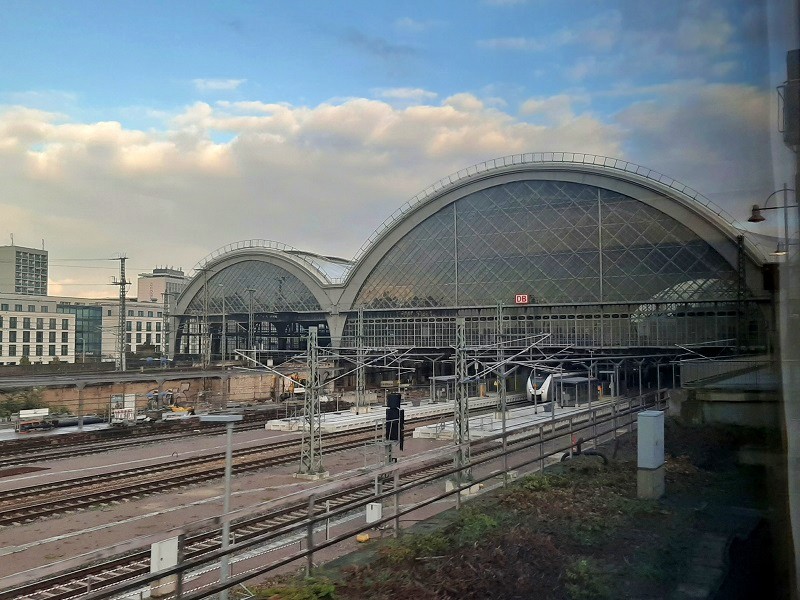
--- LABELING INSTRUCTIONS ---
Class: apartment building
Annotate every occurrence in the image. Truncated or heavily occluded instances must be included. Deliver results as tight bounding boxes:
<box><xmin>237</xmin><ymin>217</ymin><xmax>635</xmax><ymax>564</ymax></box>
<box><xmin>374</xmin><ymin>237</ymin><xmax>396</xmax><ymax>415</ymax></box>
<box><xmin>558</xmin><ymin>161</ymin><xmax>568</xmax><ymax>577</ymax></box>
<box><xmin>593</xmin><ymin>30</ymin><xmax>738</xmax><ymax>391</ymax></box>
<box><xmin>0</xmin><ymin>295</ymin><xmax>75</xmax><ymax>366</ymax></box>
<box><xmin>0</xmin><ymin>257</ymin><xmax>184</xmax><ymax>366</ymax></box>
<box><xmin>0</xmin><ymin>245</ymin><xmax>48</xmax><ymax>296</ymax></box>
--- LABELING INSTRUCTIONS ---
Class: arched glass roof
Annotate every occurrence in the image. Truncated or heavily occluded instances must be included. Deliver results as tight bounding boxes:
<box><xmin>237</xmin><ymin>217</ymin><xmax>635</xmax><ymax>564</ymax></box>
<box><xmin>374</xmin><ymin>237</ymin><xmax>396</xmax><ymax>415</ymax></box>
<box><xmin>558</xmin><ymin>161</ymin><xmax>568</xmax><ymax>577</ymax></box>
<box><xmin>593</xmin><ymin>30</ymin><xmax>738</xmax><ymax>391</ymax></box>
<box><xmin>348</xmin><ymin>152</ymin><xmax>746</xmax><ymax>279</ymax></box>
<box><xmin>193</xmin><ymin>239</ymin><xmax>352</xmax><ymax>285</ymax></box>
<box><xmin>185</xmin><ymin>260</ymin><xmax>322</xmax><ymax>314</ymax></box>
<box><xmin>353</xmin><ymin>180</ymin><xmax>740</xmax><ymax>308</ymax></box>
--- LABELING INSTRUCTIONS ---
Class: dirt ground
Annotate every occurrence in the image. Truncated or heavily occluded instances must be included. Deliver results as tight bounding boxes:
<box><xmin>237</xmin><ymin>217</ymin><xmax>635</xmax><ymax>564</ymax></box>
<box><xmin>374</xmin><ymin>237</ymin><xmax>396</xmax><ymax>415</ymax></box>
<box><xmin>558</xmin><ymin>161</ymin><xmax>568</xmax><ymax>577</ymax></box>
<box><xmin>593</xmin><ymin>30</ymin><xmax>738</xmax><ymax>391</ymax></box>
<box><xmin>253</xmin><ymin>419</ymin><xmax>791</xmax><ymax>600</ymax></box>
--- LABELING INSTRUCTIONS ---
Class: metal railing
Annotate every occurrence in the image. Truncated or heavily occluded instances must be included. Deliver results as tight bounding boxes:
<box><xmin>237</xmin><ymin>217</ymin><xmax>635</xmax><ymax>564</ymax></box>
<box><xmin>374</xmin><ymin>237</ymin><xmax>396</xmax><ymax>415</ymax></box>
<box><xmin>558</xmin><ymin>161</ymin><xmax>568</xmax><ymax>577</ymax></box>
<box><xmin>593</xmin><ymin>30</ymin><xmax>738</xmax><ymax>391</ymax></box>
<box><xmin>191</xmin><ymin>239</ymin><xmax>347</xmax><ymax>285</ymax></box>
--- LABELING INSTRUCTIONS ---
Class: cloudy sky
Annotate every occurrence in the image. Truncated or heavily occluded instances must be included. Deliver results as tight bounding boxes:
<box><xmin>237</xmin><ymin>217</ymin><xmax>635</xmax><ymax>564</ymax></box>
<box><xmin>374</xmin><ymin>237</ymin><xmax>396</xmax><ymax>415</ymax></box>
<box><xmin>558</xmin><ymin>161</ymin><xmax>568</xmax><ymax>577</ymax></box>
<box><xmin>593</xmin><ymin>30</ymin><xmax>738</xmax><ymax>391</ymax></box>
<box><xmin>1</xmin><ymin>0</ymin><xmax>797</xmax><ymax>297</ymax></box>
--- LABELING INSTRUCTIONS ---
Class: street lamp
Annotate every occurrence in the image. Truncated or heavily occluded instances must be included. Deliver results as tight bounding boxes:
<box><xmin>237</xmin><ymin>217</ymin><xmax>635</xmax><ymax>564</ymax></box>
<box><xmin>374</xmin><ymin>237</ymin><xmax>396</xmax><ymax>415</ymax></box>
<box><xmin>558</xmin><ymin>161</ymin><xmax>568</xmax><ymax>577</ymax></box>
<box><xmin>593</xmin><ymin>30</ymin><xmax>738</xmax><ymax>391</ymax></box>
<box><xmin>748</xmin><ymin>184</ymin><xmax>798</xmax><ymax>258</ymax></box>
<box><xmin>199</xmin><ymin>414</ymin><xmax>243</xmax><ymax>600</ymax></box>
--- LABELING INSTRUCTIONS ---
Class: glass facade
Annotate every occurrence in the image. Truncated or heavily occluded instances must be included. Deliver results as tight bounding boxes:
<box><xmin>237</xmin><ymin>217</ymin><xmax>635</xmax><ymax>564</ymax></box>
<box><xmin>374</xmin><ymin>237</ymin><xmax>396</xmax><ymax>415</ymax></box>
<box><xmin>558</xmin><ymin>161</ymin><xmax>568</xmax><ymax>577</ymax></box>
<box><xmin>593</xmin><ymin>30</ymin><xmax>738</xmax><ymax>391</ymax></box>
<box><xmin>338</xmin><ymin>180</ymin><xmax>764</xmax><ymax>349</ymax></box>
<box><xmin>354</xmin><ymin>181</ymin><xmax>739</xmax><ymax>308</ymax></box>
<box><xmin>185</xmin><ymin>260</ymin><xmax>321</xmax><ymax>314</ymax></box>
<box><xmin>176</xmin><ymin>177</ymin><xmax>766</xmax><ymax>355</ymax></box>
<box><xmin>340</xmin><ymin>302</ymin><xmax>752</xmax><ymax>349</ymax></box>
<box><xmin>57</xmin><ymin>305</ymin><xmax>102</xmax><ymax>359</ymax></box>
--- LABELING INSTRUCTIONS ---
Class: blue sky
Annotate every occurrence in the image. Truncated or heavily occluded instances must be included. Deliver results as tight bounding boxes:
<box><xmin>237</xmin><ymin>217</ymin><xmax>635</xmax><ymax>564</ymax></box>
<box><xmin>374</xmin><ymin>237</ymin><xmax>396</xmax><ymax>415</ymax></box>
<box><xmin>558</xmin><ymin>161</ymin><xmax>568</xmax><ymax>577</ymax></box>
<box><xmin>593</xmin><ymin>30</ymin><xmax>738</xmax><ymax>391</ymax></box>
<box><xmin>0</xmin><ymin>0</ymin><xmax>796</xmax><ymax>296</ymax></box>
<box><xmin>2</xmin><ymin>1</ymin><xmax>776</xmax><ymax>118</ymax></box>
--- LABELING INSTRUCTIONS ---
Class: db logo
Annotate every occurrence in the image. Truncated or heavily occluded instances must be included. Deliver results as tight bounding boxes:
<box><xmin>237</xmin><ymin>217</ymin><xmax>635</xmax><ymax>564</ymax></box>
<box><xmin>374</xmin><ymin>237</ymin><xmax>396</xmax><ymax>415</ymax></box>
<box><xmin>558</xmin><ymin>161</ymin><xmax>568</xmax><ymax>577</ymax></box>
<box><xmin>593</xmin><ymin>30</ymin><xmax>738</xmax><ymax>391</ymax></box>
<box><xmin>514</xmin><ymin>294</ymin><xmax>529</xmax><ymax>304</ymax></box>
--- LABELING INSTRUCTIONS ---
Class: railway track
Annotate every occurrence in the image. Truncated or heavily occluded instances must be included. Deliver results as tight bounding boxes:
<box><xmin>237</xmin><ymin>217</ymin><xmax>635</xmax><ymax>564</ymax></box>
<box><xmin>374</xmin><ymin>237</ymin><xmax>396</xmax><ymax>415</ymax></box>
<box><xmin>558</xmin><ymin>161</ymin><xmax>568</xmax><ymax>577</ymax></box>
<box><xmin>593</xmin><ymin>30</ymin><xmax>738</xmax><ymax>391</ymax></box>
<box><xmin>1</xmin><ymin>396</ymin><xmax>521</xmax><ymax>469</ymax></box>
<box><xmin>0</xmin><ymin>429</ymin><xmax>374</xmax><ymax>526</ymax></box>
<box><xmin>0</xmin><ymin>419</ymin><xmax>273</xmax><ymax>470</ymax></box>
<box><xmin>0</xmin><ymin>405</ymin><xmax>320</xmax><ymax>469</ymax></box>
<box><xmin>0</xmin><ymin>429</ymin><xmax>468</xmax><ymax>600</ymax></box>
<box><xmin>0</xmin><ymin>400</ymin><xmax>356</xmax><ymax>469</ymax></box>
<box><xmin>1</xmin><ymin>396</ymin><xmax>655</xmax><ymax>600</ymax></box>
<box><xmin>0</xmin><ymin>401</ymin><xmax>497</xmax><ymax>526</ymax></box>
<box><xmin>0</xmin><ymin>399</ymin><xmax>529</xmax><ymax>513</ymax></box>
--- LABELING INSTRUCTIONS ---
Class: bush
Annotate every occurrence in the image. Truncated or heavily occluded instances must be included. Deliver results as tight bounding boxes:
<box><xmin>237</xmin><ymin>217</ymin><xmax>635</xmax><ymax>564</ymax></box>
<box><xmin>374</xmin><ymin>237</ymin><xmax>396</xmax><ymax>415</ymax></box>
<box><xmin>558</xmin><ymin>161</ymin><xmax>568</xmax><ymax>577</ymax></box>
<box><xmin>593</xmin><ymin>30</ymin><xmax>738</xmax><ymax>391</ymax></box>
<box><xmin>454</xmin><ymin>511</ymin><xmax>500</xmax><ymax>546</ymax></box>
<box><xmin>519</xmin><ymin>473</ymin><xmax>570</xmax><ymax>492</ymax></box>
<box><xmin>378</xmin><ymin>532</ymin><xmax>450</xmax><ymax>565</ymax></box>
<box><xmin>0</xmin><ymin>388</ymin><xmax>45</xmax><ymax>418</ymax></box>
<box><xmin>255</xmin><ymin>577</ymin><xmax>336</xmax><ymax>600</ymax></box>
<box><xmin>565</xmin><ymin>558</ymin><xmax>612</xmax><ymax>600</ymax></box>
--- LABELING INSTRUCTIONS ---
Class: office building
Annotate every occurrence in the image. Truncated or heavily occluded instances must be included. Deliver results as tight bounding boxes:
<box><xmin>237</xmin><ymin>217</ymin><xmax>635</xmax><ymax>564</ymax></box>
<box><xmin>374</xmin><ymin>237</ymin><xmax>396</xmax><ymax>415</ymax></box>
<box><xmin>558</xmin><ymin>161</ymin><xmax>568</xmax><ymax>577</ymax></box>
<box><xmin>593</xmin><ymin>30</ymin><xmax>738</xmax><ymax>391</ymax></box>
<box><xmin>0</xmin><ymin>245</ymin><xmax>48</xmax><ymax>296</ymax></box>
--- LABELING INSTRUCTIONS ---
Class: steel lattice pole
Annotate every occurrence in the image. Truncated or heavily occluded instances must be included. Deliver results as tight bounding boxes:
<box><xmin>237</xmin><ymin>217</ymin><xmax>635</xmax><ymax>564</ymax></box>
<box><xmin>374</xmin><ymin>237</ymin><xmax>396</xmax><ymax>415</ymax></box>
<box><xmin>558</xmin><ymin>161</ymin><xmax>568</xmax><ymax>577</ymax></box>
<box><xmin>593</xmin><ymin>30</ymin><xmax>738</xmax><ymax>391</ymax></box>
<box><xmin>454</xmin><ymin>317</ymin><xmax>471</xmax><ymax>481</ymax></box>
<box><xmin>496</xmin><ymin>303</ymin><xmax>507</xmax><ymax>416</ymax></box>
<box><xmin>298</xmin><ymin>326</ymin><xmax>325</xmax><ymax>476</ymax></box>
<box><xmin>356</xmin><ymin>307</ymin><xmax>365</xmax><ymax>414</ymax></box>
<box><xmin>496</xmin><ymin>304</ymin><xmax>508</xmax><ymax>485</ymax></box>
<box><xmin>115</xmin><ymin>257</ymin><xmax>128</xmax><ymax>372</ymax></box>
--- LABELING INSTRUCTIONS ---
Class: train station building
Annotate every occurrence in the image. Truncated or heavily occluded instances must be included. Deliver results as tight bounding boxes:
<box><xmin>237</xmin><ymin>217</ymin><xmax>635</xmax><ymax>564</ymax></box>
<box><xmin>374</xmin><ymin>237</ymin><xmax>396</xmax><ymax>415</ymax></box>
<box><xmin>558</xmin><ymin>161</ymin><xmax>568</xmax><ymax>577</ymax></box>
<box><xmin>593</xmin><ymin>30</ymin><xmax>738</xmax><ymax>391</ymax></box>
<box><xmin>172</xmin><ymin>153</ymin><xmax>776</xmax><ymax>384</ymax></box>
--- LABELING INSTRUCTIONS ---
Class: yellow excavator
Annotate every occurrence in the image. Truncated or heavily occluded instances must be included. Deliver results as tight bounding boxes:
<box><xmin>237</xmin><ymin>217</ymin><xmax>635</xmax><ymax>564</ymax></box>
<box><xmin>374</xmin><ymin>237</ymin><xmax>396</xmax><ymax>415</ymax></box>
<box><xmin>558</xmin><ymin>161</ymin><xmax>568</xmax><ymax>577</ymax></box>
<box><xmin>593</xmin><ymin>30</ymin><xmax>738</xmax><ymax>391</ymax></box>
<box><xmin>280</xmin><ymin>373</ymin><xmax>305</xmax><ymax>400</ymax></box>
<box><xmin>163</xmin><ymin>390</ymin><xmax>195</xmax><ymax>418</ymax></box>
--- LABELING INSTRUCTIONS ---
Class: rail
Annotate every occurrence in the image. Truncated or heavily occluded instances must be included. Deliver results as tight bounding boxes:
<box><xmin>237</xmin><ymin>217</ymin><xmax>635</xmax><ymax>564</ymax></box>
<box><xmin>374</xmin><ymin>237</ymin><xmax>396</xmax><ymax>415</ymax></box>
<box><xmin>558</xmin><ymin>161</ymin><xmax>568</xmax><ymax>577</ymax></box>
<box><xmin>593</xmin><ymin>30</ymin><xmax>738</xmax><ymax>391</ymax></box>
<box><xmin>1</xmin><ymin>390</ymin><xmax>667</xmax><ymax>599</ymax></box>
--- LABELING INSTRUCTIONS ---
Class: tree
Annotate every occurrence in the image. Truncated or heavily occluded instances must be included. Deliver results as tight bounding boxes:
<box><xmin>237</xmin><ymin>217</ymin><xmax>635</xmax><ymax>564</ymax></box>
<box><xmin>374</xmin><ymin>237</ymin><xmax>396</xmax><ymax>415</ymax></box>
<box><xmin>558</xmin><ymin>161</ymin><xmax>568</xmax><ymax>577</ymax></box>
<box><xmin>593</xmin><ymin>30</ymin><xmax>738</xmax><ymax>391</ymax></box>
<box><xmin>0</xmin><ymin>388</ymin><xmax>44</xmax><ymax>418</ymax></box>
<box><xmin>18</xmin><ymin>355</ymin><xmax>30</xmax><ymax>367</ymax></box>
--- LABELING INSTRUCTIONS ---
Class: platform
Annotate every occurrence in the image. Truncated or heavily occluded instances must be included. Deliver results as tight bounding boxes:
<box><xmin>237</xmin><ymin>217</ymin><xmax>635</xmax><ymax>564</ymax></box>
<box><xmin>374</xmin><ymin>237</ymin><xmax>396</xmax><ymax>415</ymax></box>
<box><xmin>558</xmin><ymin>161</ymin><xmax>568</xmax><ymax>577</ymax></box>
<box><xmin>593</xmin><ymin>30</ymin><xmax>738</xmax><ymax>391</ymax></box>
<box><xmin>265</xmin><ymin>393</ymin><xmax>526</xmax><ymax>433</ymax></box>
<box><xmin>412</xmin><ymin>399</ymin><xmax>614</xmax><ymax>441</ymax></box>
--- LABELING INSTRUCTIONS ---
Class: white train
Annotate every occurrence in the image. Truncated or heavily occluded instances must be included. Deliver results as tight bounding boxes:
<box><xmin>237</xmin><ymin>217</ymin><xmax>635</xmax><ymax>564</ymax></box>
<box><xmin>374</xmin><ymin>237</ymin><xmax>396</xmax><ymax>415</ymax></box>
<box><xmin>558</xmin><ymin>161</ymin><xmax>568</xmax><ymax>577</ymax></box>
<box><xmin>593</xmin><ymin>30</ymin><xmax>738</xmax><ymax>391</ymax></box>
<box><xmin>526</xmin><ymin>371</ymin><xmax>597</xmax><ymax>406</ymax></box>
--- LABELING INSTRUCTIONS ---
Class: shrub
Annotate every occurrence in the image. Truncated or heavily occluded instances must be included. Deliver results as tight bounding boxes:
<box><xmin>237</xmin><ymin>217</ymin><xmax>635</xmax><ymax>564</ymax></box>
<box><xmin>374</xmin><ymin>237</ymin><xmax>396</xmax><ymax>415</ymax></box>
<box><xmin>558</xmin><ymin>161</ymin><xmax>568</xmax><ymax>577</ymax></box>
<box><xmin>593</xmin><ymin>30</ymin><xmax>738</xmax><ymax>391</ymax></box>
<box><xmin>255</xmin><ymin>577</ymin><xmax>336</xmax><ymax>600</ymax></box>
<box><xmin>565</xmin><ymin>558</ymin><xmax>612</xmax><ymax>600</ymax></box>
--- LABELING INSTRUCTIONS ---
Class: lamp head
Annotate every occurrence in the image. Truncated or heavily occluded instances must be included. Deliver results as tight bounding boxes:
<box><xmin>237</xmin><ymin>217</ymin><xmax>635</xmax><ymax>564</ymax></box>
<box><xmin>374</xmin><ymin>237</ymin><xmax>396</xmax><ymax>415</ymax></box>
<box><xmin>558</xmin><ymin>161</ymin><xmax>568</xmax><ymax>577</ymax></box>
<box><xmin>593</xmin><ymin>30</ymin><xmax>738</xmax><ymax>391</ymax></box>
<box><xmin>747</xmin><ymin>205</ymin><xmax>765</xmax><ymax>223</ymax></box>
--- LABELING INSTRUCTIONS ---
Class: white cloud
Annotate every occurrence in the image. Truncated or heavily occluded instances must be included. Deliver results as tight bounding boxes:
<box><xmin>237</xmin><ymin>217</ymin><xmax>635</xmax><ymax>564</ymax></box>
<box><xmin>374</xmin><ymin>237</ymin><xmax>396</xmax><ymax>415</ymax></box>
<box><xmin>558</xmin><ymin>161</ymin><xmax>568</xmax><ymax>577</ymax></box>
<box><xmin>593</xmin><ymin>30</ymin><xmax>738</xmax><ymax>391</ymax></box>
<box><xmin>0</xmin><ymin>94</ymin><xmax>627</xmax><ymax>294</ymax></box>
<box><xmin>520</xmin><ymin>95</ymin><xmax>585</xmax><ymax>125</ymax></box>
<box><xmin>566</xmin><ymin>57</ymin><xmax>598</xmax><ymax>83</ymax></box>
<box><xmin>192</xmin><ymin>78</ymin><xmax>247</xmax><ymax>92</ymax></box>
<box><xmin>581</xmin><ymin>11</ymin><xmax>622</xmax><ymax>52</ymax></box>
<box><xmin>477</xmin><ymin>11</ymin><xmax>620</xmax><ymax>54</ymax></box>
<box><xmin>615</xmin><ymin>83</ymin><xmax>775</xmax><ymax>218</ymax></box>
<box><xmin>676</xmin><ymin>9</ymin><xmax>734</xmax><ymax>55</ymax></box>
<box><xmin>0</xmin><ymin>80</ymin><xmax>780</xmax><ymax>295</ymax></box>
<box><xmin>482</xmin><ymin>4</ymin><xmax>745</xmax><ymax>85</ymax></box>
<box><xmin>373</xmin><ymin>88</ymin><xmax>438</xmax><ymax>103</ymax></box>
<box><xmin>1</xmin><ymin>89</ymin><xmax>78</xmax><ymax>109</ymax></box>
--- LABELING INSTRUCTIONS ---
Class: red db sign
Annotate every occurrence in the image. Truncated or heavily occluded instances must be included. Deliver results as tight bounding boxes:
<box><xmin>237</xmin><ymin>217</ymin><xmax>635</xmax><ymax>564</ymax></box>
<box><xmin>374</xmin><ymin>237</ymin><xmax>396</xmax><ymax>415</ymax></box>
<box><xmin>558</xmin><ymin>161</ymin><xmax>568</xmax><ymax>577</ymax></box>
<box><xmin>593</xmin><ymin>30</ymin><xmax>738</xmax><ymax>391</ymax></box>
<box><xmin>514</xmin><ymin>294</ymin><xmax>529</xmax><ymax>304</ymax></box>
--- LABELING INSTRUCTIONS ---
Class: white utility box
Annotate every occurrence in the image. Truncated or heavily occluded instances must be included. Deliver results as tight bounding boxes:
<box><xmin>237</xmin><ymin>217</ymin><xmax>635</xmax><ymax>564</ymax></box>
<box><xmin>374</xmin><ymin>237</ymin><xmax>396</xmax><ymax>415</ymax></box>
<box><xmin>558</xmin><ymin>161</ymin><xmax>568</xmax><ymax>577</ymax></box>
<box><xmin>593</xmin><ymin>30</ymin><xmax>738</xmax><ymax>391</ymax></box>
<box><xmin>150</xmin><ymin>536</ymin><xmax>180</xmax><ymax>597</ymax></box>
<box><xmin>366</xmin><ymin>502</ymin><xmax>383</xmax><ymax>524</ymax></box>
<box><xmin>637</xmin><ymin>410</ymin><xmax>665</xmax><ymax>470</ymax></box>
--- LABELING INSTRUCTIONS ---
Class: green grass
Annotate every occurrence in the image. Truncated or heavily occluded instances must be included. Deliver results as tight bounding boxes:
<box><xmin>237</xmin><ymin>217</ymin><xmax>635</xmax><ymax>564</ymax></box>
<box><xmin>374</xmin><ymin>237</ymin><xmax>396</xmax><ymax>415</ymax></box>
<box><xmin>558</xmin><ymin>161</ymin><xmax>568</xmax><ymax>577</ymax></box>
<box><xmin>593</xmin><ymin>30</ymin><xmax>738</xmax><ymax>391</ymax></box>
<box><xmin>565</xmin><ymin>558</ymin><xmax>612</xmax><ymax>600</ymax></box>
<box><xmin>253</xmin><ymin>577</ymin><xmax>336</xmax><ymax>600</ymax></box>
<box><xmin>250</xmin><ymin>420</ymin><xmax>762</xmax><ymax>599</ymax></box>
